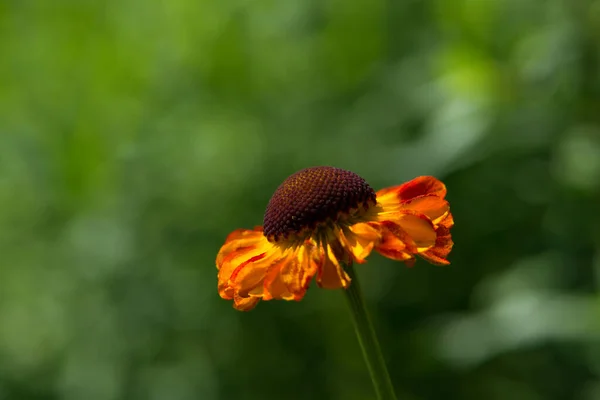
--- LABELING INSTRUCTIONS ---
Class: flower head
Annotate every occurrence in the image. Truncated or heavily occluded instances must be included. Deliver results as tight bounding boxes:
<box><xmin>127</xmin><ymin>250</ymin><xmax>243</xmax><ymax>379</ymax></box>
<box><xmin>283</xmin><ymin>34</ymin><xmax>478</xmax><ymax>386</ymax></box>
<box><xmin>216</xmin><ymin>167</ymin><xmax>454</xmax><ymax>311</ymax></box>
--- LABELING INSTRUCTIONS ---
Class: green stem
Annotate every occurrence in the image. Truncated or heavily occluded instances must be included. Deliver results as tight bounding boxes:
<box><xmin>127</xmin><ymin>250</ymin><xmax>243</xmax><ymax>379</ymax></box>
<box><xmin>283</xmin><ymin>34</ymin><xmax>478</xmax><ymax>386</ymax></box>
<box><xmin>343</xmin><ymin>263</ymin><xmax>398</xmax><ymax>400</ymax></box>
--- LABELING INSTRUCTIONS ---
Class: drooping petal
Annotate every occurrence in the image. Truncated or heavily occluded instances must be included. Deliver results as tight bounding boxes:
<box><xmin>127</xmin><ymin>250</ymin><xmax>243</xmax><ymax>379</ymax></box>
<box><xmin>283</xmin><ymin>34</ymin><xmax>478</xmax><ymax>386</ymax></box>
<box><xmin>230</xmin><ymin>249</ymin><xmax>282</xmax><ymax>298</ymax></box>
<box><xmin>216</xmin><ymin>227</ymin><xmax>264</xmax><ymax>265</ymax></box>
<box><xmin>260</xmin><ymin>253</ymin><xmax>295</xmax><ymax>300</ymax></box>
<box><xmin>216</xmin><ymin>227</ymin><xmax>267</xmax><ymax>300</ymax></box>
<box><xmin>262</xmin><ymin>243</ymin><xmax>320</xmax><ymax>301</ymax></box>
<box><xmin>233</xmin><ymin>293</ymin><xmax>261</xmax><ymax>311</ymax></box>
<box><xmin>420</xmin><ymin>222</ymin><xmax>454</xmax><ymax>265</ymax></box>
<box><xmin>394</xmin><ymin>212</ymin><xmax>436</xmax><ymax>250</ymax></box>
<box><xmin>372</xmin><ymin>221</ymin><xmax>417</xmax><ymax>266</ymax></box>
<box><xmin>372</xmin><ymin>176</ymin><xmax>453</xmax><ymax>267</ymax></box>
<box><xmin>338</xmin><ymin>222</ymin><xmax>381</xmax><ymax>263</ymax></box>
<box><xmin>398</xmin><ymin>195</ymin><xmax>449</xmax><ymax>224</ymax></box>
<box><xmin>316</xmin><ymin>244</ymin><xmax>351</xmax><ymax>289</ymax></box>
<box><xmin>216</xmin><ymin>228</ymin><xmax>323</xmax><ymax>311</ymax></box>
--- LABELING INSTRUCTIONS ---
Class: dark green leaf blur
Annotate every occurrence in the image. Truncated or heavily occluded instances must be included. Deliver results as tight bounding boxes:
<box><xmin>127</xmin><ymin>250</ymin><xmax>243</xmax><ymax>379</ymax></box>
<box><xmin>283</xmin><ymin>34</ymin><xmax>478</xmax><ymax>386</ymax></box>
<box><xmin>2</xmin><ymin>1</ymin><xmax>600</xmax><ymax>399</ymax></box>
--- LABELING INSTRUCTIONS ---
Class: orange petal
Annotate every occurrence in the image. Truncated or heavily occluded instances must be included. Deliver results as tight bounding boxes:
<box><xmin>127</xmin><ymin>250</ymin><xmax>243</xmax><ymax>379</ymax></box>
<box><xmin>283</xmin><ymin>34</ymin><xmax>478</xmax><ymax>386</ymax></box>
<box><xmin>374</xmin><ymin>221</ymin><xmax>417</xmax><ymax>265</ymax></box>
<box><xmin>287</xmin><ymin>244</ymin><xmax>321</xmax><ymax>298</ymax></box>
<box><xmin>262</xmin><ymin>243</ymin><xmax>320</xmax><ymax>301</ymax></box>
<box><xmin>216</xmin><ymin>227</ymin><xmax>264</xmax><ymax>268</ymax></box>
<box><xmin>216</xmin><ymin>227</ymin><xmax>324</xmax><ymax>310</ymax></box>
<box><xmin>376</xmin><ymin>179</ymin><xmax>448</xmax><ymax>222</ymax></box>
<box><xmin>420</xmin><ymin>223</ymin><xmax>453</xmax><ymax>265</ymax></box>
<box><xmin>439</xmin><ymin>211</ymin><xmax>454</xmax><ymax>229</ymax></box>
<box><xmin>395</xmin><ymin>176</ymin><xmax>447</xmax><ymax>200</ymax></box>
<box><xmin>395</xmin><ymin>213</ymin><xmax>436</xmax><ymax>250</ymax></box>
<box><xmin>233</xmin><ymin>293</ymin><xmax>261</xmax><ymax>311</ymax></box>
<box><xmin>229</xmin><ymin>247</ymin><xmax>282</xmax><ymax>297</ymax></box>
<box><xmin>316</xmin><ymin>244</ymin><xmax>351</xmax><ymax>289</ymax></box>
<box><xmin>258</xmin><ymin>254</ymin><xmax>295</xmax><ymax>300</ymax></box>
<box><xmin>216</xmin><ymin>228</ymin><xmax>268</xmax><ymax>300</ymax></box>
<box><xmin>215</xmin><ymin>227</ymin><xmax>281</xmax><ymax>312</ymax></box>
<box><xmin>373</xmin><ymin>177</ymin><xmax>453</xmax><ymax>267</ymax></box>
<box><xmin>339</xmin><ymin>222</ymin><xmax>381</xmax><ymax>263</ymax></box>
<box><xmin>399</xmin><ymin>195</ymin><xmax>449</xmax><ymax>225</ymax></box>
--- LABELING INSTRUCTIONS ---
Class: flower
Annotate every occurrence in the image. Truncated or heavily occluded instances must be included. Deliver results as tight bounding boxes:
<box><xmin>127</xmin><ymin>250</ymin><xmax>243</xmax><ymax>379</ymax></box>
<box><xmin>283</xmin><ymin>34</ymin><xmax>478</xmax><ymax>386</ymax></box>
<box><xmin>216</xmin><ymin>167</ymin><xmax>454</xmax><ymax>311</ymax></box>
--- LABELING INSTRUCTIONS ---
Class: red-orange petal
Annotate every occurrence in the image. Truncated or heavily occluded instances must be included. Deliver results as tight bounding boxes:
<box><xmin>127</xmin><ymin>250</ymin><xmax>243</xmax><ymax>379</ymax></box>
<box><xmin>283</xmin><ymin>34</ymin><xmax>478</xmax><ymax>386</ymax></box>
<box><xmin>373</xmin><ymin>176</ymin><xmax>453</xmax><ymax>267</ymax></box>
<box><xmin>419</xmin><ymin>223</ymin><xmax>454</xmax><ymax>265</ymax></box>
<box><xmin>399</xmin><ymin>194</ymin><xmax>449</xmax><ymax>225</ymax></box>
<box><xmin>395</xmin><ymin>176</ymin><xmax>447</xmax><ymax>200</ymax></box>
<box><xmin>373</xmin><ymin>220</ymin><xmax>417</xmax><ymax>266</ymax></box>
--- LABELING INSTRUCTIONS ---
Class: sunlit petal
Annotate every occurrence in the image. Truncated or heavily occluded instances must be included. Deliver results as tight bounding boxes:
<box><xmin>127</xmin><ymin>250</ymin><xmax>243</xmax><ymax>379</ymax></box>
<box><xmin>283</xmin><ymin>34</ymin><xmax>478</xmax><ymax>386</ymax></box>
<box><xmin>373</xmin><ymin>221</ymin><xmax>416</xmax><ymax>265</ymax></box>
<box><xmin>317</xmin><ymin>244</ymin><xmax>351</xmax><ymax>289</ymax></box>
<box><xmin>339</xmin><ymin>222</ymin><xmax>381</xmax><ymax>263</ymax></box>
<box><xmin>399</xmin><ymin>195</ymin><xmax>449</xmax><ymax>224</ymax></box>
<box><xmin>262</xmin><ymin>243</ymin><xmax>320</xmax><ymax>301</ymax></box>
<box><xmin>395</xmin><ymin>213</ymin><xmax>436</xmax><ymax>250</ymax></box>
<box><xmin>216</xmin><ymin>228</ymin><xmax>271</xmax><ymax>300</ymax></box>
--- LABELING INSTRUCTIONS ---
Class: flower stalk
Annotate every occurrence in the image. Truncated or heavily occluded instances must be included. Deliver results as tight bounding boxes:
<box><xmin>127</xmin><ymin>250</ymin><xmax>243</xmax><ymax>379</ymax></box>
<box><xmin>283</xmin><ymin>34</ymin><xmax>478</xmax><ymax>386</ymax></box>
<box><xmin>343</xmin><ymin>263</ymin><xmax>398</xmax><ymax>400</ymax></box>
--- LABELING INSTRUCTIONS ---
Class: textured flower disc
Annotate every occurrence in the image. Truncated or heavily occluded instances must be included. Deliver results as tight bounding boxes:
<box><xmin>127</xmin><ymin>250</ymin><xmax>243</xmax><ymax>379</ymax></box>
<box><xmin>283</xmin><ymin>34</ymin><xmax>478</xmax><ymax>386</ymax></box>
<box><xmin>263</xmin><ymin>167</ymin><xmax>376</xmax><ymax>242</ymax></box>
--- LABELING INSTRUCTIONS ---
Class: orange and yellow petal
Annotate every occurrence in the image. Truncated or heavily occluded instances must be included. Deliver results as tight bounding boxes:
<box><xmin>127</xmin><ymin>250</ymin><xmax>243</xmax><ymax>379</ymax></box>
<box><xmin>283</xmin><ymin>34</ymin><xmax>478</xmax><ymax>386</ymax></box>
<box><xmin>393</xmin><ymin>212</ymin><xmax>437</xmax><ymax>250</ymax></box>
<box><xmin>371</xmin><ymin>176</ymin><xmax>453</xmax><ymax>266</ymax></box>
<box><xmin>316</xmin><ymin>244</ymin><xmax>351</xmax><ymax>289</ymax></box>
<box><xmin>216</xmin><ymin>228</ymin><xmax>323</xmax><ymax>311</ymax></box>
<box><xmin>420</xmin><ymin>225</ymin><xmax>453</xmax><ymax>265</ymax></box>
<box><xmin>338</xmin><ymin>222</ymin><xmax>381</xmax><ymax>264</ymax></box>
<box><xmin>397</xmin><ymin>195</ymin><xmax>449</xmax><ymax>225</ymax></box>
<box><xmin>216</xmin><ymin>227</ymin><xmax>267</xmax><ymax>300</ymax></box>
<box><xmin>376</xmin><ymin>177</ymin><xmax>450</xmax><ymax>225</ymax></box>
<box><xmin>261</xmin><ymin>243</ymin><xmax>320</xmax><ymax>301</ymax></box>
<box><xmin>372</xmin><ymin>221</ymin><xmax>417</xmax><ymax>265</ymax></box>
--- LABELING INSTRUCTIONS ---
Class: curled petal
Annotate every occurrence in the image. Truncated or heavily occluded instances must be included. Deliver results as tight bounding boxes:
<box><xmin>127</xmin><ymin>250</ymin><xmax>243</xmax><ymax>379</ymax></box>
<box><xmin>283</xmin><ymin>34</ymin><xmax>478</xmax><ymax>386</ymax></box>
<box><xmin>420</xmin><ymin>222</ymin><xmax>454</xmax><ymax>265</ymax></box>
<box><xmin>376</xmin><ymin>177</ymin><xmax>446</xmax><ymax>215</ymax></box>
<box><xmin>233</xmin><ymin>293</ymin><xmax>261</xmax><ymax>311</ymax></box>
<box><xmin>216</xmin><ymin>228</ymin><xmax>267</xmax><ymax>301</ymax></box>
<box><xmin>395</xmin><ymin>212</ymin><xmax>436</xmax><ymax>250</ymax></box>
<box><xmin>399</xmin><ymin>195</ymin><xmax>449</xmax><ymax>225</ymax></box>
<box><xmin>373</xmin><ymin>176</ymin><xmax>453</xmax><ymax>267</ymax></box>
<box><xmin>216</xmin><ymin>227</ymin><xmax>265</xmax><ymax>267</ymax></box>
<box><xmin>376</xmin><ymin>180</ymin><xmax>449</xmax><ymax>226</ymax></box>
<box><xmin>230</xmin><ymin>250</ymin><xmax>280</xmax><ymax>297</ymax></box>
<box><xmin>395</xmin><ymin>176</ymin><xmax>447</xmax><ymax>200</ymax></box>
<box><xmin>373</xmin><ymin>221</ymin><xmax>417</xmax><ymax>266</ymax></box>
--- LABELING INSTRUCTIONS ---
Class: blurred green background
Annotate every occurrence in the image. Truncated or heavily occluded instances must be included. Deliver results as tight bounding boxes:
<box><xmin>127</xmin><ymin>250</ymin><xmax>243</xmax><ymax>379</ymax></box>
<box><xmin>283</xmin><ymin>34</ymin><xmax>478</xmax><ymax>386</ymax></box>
<box><xmin>2</xmin><ymin>0</ymin><xmax>600</xmax><ymax>399</ymax></box>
